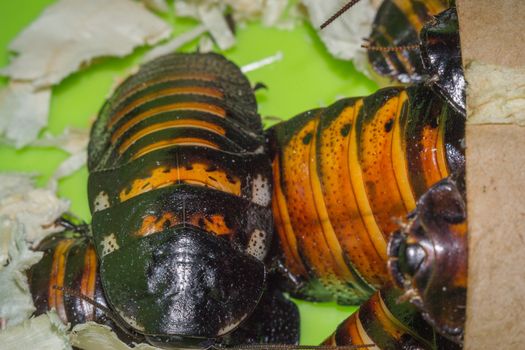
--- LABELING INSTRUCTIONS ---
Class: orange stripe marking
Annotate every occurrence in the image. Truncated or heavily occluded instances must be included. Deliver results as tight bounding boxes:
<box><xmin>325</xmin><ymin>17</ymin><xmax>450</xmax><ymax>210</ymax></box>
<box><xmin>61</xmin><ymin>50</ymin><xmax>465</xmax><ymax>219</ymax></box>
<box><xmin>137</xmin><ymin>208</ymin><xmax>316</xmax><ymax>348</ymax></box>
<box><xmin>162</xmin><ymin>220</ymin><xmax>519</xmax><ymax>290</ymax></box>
<box><xmin>120</xmin><ymin>164</ymin><xmax>240</xmax><ymax>202</ymax></box>
<box><xmin>130</xmin><ymin>138</ymin><xmax>220</xmax><ymax>160</ymax></box>
<box><xmin>109</xmin><ymin>86</ymin><xmax>224</xmax><ymax>128</ymax></box>
<box><xmin>111</xmin><ymin>102</ymin><xmax>226</xmax><ymax>142</ymax></box>
<box><xmin>116</xmin><ymin>119</ymin><xmax>226</xmax><ymax>153</ymax></box>
<box><xmin>48</xmin><ymin>239</ymin><xmax>75</xmax><ymax>323</ymax></box>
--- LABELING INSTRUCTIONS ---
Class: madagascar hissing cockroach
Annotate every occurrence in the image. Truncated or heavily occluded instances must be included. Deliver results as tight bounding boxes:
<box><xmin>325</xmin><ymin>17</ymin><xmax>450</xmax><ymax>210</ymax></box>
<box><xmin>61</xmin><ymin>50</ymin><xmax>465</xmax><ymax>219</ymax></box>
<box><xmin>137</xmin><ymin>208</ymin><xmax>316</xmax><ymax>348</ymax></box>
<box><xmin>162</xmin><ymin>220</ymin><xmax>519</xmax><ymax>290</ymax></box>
<box><xmin>321</xmin><ymin>1</ymin><xmax>465</xmax><ymax>114</ymax></box>
<box><xmin>365</xmin><ymin>0</ymin><xmax>451</xmax><ymax>84</ymax></box>
<box><xmin>28</xmin><ymin>52</ymin><xmax>301</xmax><ymax>348</ymax></box>
<box><xmin>388</xmin><ymin>176</ymin><xmax>467</xmax><ymax>343</ymax></box>
<box><xmin>267</xmin><ymin>83</ymin><xmax>465</xmax><ymax>307</ymax></box>
<box><xmin>26</xmin><ymin>229</ymin><xmax>135</xmax><ymax>344</ymax></box>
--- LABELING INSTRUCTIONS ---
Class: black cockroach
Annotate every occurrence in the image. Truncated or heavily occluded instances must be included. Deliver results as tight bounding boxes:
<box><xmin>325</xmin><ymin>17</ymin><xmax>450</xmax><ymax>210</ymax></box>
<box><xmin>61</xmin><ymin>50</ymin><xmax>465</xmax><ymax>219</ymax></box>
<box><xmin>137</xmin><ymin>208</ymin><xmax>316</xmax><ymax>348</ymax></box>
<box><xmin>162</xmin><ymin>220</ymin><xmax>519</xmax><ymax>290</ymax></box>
<box><xmin>365</xmin><ymin>0</ymin><xmax>451</xmax><ymax>84</ymax></box>
<box><xmin>321</xmin><ymin>1</ymin><xmax>465</xmax><ymax>114</ymax></box>
<box><xmin>28</xmin><ymin>52</ymin><xmax>299</xmax><ymax>348</ymax></box>
<box><xmin>388</xmin><ymin>176</ymin><xmax>467</xmax><ymax>343</ymax></box>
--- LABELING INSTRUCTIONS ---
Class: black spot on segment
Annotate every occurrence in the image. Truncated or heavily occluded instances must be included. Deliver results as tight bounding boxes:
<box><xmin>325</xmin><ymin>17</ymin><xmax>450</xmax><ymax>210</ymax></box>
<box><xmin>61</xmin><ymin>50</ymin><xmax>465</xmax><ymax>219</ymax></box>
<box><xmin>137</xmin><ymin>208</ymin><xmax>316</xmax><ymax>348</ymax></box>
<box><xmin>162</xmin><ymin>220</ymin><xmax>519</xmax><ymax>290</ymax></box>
<box><xmin>226</xmin><ymin>174</ymin><xmax>236</xmax><ymax>184</ymax></box>
<box><xmin>340</xmin><ymin>123</ymin><xmax>352</xmax><ymax>137</ymax></box>
<box><xmin>302</xmin><ymin>132</ymin><xmax>313</xmax><ymax>145</ymax></box>
<box><xmin>384</xmin><ymin>118</ymin><xmax>394</xmax><ymax>132</ymax></box>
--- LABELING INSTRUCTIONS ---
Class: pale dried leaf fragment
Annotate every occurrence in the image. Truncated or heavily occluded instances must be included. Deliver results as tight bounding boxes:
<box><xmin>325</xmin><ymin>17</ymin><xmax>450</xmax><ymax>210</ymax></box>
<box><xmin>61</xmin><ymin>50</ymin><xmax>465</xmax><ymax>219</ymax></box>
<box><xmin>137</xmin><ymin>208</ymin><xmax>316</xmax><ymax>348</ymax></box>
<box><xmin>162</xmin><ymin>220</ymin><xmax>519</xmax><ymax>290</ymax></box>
<box><xmin>0</xmin><ymin>0</ymin><xmax>172</xmax><ymax>88</ymax></box>
<box><xmin>0</xmin><ymin>173</ymin><xmax>70</xmax><ymax>244</ymax></box>
<box><xmin>32</xmin><ymin>127</ymin><xmax>89</xmax><ymax>155</ymax></box>
<box><xmin>70</xmin><ymin>322</ymin><xmax>162</xmax><ymax>350</ymax></box>
<box><xmin>466</xmin><ymin>61</ymin><xmax>525</xmax><ymax>125</ymax></box>
<box><xmin>30</xmin><ymin>128</ymin><xmax>90</xmax><ymax>187</ymax></box>
<box><xmin>174</xmin><ymin>0</ymin><xmax>295</xmax><ymax>28</ymax></box>
<box><xmin>198</xmin><ymin>4</ymin><xmax>236</xmax><ymax>50</ymax></box>
<box><xmin>0</xmin><ymin>219</ymin><xmax>43</xmax><ymax>326</ymax></box>
<box><xmin>143</xmin><ymin>25</ymin><xmax>207</xmax><ymax>62</ymax></box>
<box><xmin>241</xmin><ymin>51</ymin><xmax>284</xmax><ymax>73</ymax></box>
<box><xmin>0</xmin><ymin>312</ymin><xmax>71</xmax><ymax>350</ymax></box>
<box><xmin>142</xmin><ymin>0</ymin><xmax>170</xmax><ymax>13</ymax></box>
<box><xmin>302</xmin><ymin>0</ymin><xmax>378</xmax><ymax>74</ymax></box>
<box><xmin>0</xmin><ymin>82</ymin><xmax>51</xmax><ymax>148</ymax></box>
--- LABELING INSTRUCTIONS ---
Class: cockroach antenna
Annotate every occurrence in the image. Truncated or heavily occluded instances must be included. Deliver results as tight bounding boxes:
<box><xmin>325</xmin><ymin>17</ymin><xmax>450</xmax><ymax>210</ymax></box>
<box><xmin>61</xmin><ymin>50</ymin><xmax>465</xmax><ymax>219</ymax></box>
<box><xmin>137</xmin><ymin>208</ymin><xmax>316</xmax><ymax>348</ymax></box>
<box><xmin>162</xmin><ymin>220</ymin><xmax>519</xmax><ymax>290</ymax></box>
<box><xmin>320</xmin><ymin>0</ymin><xmax>363</xmax><ymax>29</ymax></box>
<box><xmin>362</xmin><ymin>42</ymin><xmax>421</xmax><ymax>52</ymax></box>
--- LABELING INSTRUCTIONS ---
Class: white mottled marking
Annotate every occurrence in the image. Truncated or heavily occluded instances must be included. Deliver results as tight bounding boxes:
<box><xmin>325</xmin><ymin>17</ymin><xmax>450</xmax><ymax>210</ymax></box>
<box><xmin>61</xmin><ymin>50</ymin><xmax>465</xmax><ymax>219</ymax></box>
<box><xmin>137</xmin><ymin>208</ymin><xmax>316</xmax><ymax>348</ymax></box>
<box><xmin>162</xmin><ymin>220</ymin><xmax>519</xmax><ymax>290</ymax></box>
<box><xmin>246</xmin><ymin>229</ymin><xmax>268</xmax><ymax>260</ymax></box>
<box><xmin>100</xmin><ymin>233</ymin><xmax>119</xmax><ymax>257</ymax></box>
<box><xmin>251</xmin><ymin>174</ymin><xmax>271</xmax><ymax>207</ymax></box>
<box><xmin>116</xmin><ymin>308</ymin><xmax>145</xmax><ymax>332</ymax></box>
<box><xmin>217</xmin><ymin>312</ymin><xmax>250</xmax><ymax>336</ymax></box>
<box><xmin>93</xmin><ymin>191</ymin><xmax>110</xmax><ymax>212</ymax></box>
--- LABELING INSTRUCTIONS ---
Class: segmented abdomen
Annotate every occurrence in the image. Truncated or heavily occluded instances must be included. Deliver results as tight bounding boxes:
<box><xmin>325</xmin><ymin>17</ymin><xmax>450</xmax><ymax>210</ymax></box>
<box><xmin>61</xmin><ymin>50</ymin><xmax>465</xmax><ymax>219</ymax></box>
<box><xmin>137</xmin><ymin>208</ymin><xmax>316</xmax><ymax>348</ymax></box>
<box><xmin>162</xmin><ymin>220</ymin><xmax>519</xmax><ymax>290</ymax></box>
<box><xmin>27</xmin><ymin>232</ymin><xmax>107</xmax><ymax>326</ymax></box>
<box><xmin>85</xmin><ymin>53</ymin><xmax>273</xmax><ymax>337</ymax></box>
<box><xmin>322</xmin><ymin>287</ymin><xmax>460</xmax><ymax>350</ymax></box>
<box><xmin>87</xmin><ymin>53</ymin><xmax>272</xmax><ymax>257</ymax></box>
<box><xmin>368</xmin><ymin>0</ymin><xmax>449</xmax><ymax>83</ymax></box>
<box><xmin>268</xmin><ymin>85</ymin><xmax>464</xmax><ymax>303</ymax></box>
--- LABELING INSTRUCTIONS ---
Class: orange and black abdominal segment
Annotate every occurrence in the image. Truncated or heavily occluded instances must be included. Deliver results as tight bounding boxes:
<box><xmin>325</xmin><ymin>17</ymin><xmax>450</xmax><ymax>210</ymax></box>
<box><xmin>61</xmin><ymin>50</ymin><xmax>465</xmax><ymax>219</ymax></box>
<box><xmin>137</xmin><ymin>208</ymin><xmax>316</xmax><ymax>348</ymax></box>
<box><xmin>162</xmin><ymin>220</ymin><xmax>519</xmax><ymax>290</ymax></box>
<box><xmin>368</xmin><ymin>0</ymin><xmax>448</xmax><ymax>83</ymax></box>
<box><xmin>269</xmin><ymin>85</ymin><xmax>463</xmax><ymax>303</ymax></box>
<box><xmin>88</xmin><ymin>53</ymin><xmax>272</xmax><ymax>259</ymax></box>
<box><xmin>322</xmin><ymin>288</ymin><xmax>437</xmax><ymax>349</ymax></box>
<box><xmin>28</xmin><ymin>234</ymin><xmax>103</xmax><ymax>326</ymax></box>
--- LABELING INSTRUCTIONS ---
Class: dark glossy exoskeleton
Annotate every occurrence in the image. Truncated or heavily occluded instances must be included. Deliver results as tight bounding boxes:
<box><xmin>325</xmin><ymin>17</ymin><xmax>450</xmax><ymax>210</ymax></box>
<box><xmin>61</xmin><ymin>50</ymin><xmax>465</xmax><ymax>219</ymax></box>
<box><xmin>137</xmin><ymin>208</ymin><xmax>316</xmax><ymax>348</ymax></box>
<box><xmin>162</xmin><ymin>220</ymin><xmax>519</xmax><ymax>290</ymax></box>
<box><xmin>367</xmin><ymin>0</ymin><xmax>451</xmax><ymax>83</ymax></box>
<box><xmin>368</xmin><ymin>2</ymin><xmax>465</xmax><ymax>114</ymax></box>
<box><xmin>268</xmin><ymin>84</ymin><xmax>465</xmax><ymax>307</ymax></box>
<box><xmin>82</xmin><ymin>52</ymin><xmax>297</xmax><ymax>348</ymax></box>
<box><xmin>388</xmin><ymin>176</ymin><xmax>467</xmax><ymax>343</ymax></box>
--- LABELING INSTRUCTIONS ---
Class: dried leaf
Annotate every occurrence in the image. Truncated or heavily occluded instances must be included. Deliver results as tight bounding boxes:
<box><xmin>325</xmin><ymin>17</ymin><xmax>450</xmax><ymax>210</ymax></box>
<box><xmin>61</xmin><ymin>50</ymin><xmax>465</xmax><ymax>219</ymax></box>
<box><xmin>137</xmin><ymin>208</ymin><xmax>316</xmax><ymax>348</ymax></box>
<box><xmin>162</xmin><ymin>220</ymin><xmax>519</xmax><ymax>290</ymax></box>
<box><xmin>70</xmin><ymin>322</ymin><xmax>161</xmax><ymax>350</ymax></box>
<box><xmin>143</xmin><ymin>25</ymin><xmax>207</xmax><ymax>62</ymax></box>
<box><xmin>0</xmin><ymin>312</ymin><xmax>71</xmax><ymax>350</ymax></box>
<box><xmin>0</xmin><ymin>0</ymin><xmax>171</xmax><ymax>88</ymax></box>
<box><xmin>0</xmin><ymin>173</ymin><xmax>70</xmax><ymax>244</ymax></box>
<box><xmin>0</xmin><ymin>82</ymin><xmax>51</xmax><ymax>148</ymax></box>
<box><xmin>302</xmin><ymin>0</ymin><xmax>378</xmax><ymax>74</ymax></box>
<box><xmin>0</xmin><ymin>219</ymin><xmax>43</xmax><ymax>326</ymax></box>
<box><xmin>31</xmin><ymin>127</ymin><xmax>89</xmax><ymax>155</ymax></box>
<box><xmin>141</xmin><ymin>0</ymin><xmax>170</xmax><ymax>13</ymax></box>
<box><xmin>198</xmin><ymin>4</ymin><xmax>236</xmax><ymax>50</ymax></box>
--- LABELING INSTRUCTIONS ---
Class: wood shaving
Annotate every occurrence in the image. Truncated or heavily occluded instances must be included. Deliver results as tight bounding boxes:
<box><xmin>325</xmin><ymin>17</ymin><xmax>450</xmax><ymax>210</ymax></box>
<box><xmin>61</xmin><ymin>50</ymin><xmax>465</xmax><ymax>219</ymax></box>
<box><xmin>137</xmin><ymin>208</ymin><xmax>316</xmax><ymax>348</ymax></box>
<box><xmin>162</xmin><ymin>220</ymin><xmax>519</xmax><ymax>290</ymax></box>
<box><xmin>0</xmin><ymin>0</ymin><xmax>171</xmax><ymax>88</ymax></box>
<box><xmin>302</xmin><ymin>0</ymin><xmax>378</xmax><ymax>75</ymax></box>
<box><xmin>0</xmin><ymin>312</ymin><xmax>71</xmax><ymax>349</ymax></box>
<box><xmin>0</xmin><ymin>83</ymin><xmax>51</xmax><ymax>148</ymax></box>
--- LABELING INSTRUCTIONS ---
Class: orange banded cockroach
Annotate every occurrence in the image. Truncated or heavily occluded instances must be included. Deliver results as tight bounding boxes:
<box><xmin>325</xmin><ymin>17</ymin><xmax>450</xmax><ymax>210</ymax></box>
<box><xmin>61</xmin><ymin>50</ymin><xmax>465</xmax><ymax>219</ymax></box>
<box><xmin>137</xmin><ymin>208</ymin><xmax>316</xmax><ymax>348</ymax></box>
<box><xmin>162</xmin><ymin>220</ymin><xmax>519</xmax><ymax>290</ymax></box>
<box><xmin>268</xmin><ymin>83</ymin><xmax>464</xmax><ymax>302</ymax></box>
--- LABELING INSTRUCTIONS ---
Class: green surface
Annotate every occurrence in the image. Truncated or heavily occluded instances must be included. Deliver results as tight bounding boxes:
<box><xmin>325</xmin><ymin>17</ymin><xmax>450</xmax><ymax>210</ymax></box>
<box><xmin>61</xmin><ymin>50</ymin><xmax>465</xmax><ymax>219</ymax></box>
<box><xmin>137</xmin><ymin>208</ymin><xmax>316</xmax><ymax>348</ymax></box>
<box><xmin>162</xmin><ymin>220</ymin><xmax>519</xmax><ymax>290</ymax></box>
<box><xmin>0</xmin><ymin>0</ymin><xmax>379</xmax><ymax>345</ymax></box>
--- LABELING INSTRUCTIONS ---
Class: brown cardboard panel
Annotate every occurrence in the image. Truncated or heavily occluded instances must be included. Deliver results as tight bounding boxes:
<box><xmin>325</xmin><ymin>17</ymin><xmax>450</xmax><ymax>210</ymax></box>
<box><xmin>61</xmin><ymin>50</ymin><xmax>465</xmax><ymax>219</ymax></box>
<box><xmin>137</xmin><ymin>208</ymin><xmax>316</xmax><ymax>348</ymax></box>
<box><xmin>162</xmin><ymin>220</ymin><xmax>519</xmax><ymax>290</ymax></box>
<box><xmin>457</xmin><ymin>0</ymin><xmax>525</xmax><ymax>67</ymax></box>
<box><xmin>457</xmin><ymin>0</ymin><xmax>525</xmax><ymax>349</ymax></box>
<box><xmin>464</xmin><ymin>125</ymin><xmax>525</xmax><ymax>349</ymax></box>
